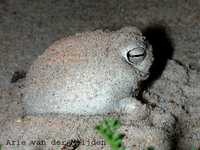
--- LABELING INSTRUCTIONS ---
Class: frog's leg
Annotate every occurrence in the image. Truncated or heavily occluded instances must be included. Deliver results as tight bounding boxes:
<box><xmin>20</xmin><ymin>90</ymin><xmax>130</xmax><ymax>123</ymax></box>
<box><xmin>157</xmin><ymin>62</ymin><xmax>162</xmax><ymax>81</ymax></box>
<box><xmin>116</xmin><ymin>96</ymin><xmax>150</xmax><ymax>118</ymax></box>
<box><xmin>116</xmin><ymin>96</ymin><xmax>175</xmax><ymax>134</ymax></box>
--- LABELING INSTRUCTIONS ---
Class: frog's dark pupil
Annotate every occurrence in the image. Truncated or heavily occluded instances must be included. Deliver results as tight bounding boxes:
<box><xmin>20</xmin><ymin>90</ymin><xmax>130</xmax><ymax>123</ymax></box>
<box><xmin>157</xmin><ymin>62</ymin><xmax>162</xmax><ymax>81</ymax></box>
<box><xmin>127</xmin><ymin>49</ymin><xmax>146</xmax><ymax>63</ymax></box>
<box><xmin>133</xmin><ymin>53</ymin><xmax>144</xmax><ymax>57</ymax></box>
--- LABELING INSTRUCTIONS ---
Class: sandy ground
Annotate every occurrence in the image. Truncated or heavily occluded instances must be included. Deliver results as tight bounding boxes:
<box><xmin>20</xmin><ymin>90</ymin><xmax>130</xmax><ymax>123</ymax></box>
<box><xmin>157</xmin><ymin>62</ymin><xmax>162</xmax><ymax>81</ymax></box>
<box><xmin>0</xmin><ymin>0</ymin><xmax>200</xmax><ymax>150</ymax></box>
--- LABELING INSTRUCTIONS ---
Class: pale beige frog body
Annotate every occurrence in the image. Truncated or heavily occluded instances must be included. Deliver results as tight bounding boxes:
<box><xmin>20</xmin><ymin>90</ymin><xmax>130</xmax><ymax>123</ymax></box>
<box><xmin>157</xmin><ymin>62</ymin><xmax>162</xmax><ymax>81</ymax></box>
<box><xmin>23</xmin><ymin>27</ymin><xmax>153</xmax><ymax>115</ymax></box>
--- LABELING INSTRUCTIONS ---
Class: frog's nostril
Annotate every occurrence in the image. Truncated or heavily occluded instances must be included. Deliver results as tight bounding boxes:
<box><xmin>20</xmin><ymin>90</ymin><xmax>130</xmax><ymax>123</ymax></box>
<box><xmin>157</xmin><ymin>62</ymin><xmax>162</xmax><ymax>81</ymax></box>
<box><xmin>127</xmin><ymin>47</ymin><xmax>146</xmax><ymax>64</ymax></box>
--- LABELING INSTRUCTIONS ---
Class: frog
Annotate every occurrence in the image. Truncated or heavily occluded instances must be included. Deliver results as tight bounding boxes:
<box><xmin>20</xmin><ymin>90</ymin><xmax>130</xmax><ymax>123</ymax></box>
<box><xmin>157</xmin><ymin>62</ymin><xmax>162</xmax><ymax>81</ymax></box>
<box><xmin>23</xmin><ymin>26</ymin><xmax>153</xmax><ymax>115</ymax></box>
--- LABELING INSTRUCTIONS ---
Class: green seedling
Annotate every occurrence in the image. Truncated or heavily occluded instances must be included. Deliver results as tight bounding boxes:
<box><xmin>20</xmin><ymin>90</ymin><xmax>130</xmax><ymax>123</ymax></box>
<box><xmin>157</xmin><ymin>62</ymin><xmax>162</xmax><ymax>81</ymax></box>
<box><xmin>93</xmin><ymin>115</ymin><xmax>125</xmax><ymax>150</ymax></box>
<box><xmin>94</xmin><ymin>116</ymin><xmax>199</xmax><ymax>150</ymax></box>
<box><xmin>145</xmin><ymin>147</ymin><xmax>155</xmax><ymax>150</ymax></box>
<box><xmin>191</xmin><ymin>146</ymin><xmax>200</xmax><ymax>150</ymax></box>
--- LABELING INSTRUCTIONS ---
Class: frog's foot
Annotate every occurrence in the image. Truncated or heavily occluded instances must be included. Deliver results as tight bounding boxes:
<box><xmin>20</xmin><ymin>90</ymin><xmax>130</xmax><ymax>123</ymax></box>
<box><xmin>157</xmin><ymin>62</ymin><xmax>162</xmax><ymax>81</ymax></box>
<box><xmin>117</xmin><ymin>96</ymin><xmax>150</xmax><ymax>118</ymax></box>
<box><xmin>115</xmin><ymin>96</ymin><xmax>175</xmax><ymax>149</ymax></box>
<box><xmin>116</xmin><ymin>96</ymin><xmax>175</xmax><ymax>133</ymax></box>
<box><xmin>115</xmin><ymin>96</ymin><xmax>150</xmax><ymax>125</ymax></box>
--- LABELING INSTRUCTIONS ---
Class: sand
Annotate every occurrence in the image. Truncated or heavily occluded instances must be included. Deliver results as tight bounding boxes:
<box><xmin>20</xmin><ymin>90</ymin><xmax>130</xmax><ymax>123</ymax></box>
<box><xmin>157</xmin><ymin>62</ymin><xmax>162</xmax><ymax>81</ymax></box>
<box><xmin>0</xmin><ymin>0</ymin><xmax>199</xmax><ymax>150</ymax></box>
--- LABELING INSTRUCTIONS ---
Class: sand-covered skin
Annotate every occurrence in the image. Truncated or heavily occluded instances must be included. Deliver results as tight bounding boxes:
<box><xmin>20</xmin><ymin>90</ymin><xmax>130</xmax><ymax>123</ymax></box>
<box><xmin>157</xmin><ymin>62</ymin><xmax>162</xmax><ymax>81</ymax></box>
<box><xmin>23</xmin><ymin>27</ymin><xmax>153</xmax><ymax>115</ymax></box>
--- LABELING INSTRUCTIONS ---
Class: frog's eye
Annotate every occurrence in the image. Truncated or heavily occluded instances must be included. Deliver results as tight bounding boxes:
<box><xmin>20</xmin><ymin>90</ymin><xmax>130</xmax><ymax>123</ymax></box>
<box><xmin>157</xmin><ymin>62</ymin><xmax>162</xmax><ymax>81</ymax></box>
<box><xmin>127</xmin><ymin>47</ymin><xmax>146</xmax><ymax>64</ymax></box>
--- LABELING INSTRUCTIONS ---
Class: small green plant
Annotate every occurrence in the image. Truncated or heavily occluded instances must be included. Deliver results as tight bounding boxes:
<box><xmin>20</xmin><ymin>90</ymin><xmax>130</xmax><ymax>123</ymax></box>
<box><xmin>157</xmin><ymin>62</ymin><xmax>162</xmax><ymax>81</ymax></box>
<box><xmin>93</xmin><ymin>115</ymin><xmax>199</xmax><ymax>150</ymax></box>
<box><xmin>145</xmin><ymin>147</ymin><xmax>155</xmax><ymax>150</ymax></box>
<box><xmin>0</xmin><ymin>144</ymin><xmax>1</xmax><ymax>150</ymax></box>
<box><xmin>191</xmin><ymin>146</ymin><xmax>200</xmax><ymax>150</ymax></box>
<box><xmin>93</xmin><ymin>115</ymin><xmax>125</xmax><ymax>150</ymax></box>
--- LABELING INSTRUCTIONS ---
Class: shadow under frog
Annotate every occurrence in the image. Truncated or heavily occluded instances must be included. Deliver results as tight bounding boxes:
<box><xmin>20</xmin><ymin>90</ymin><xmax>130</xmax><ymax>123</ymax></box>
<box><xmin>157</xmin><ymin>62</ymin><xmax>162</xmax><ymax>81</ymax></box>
<box><xmin>23</xmin><ymin>26</ymin><xmax>153</xmax><ymax>116</ymax></box>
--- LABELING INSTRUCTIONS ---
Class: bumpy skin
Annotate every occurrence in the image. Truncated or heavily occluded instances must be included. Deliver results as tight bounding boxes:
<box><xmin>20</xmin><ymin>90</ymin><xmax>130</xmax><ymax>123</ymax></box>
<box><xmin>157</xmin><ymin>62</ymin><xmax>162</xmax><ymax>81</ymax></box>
<box><xmin>23</xmin><ymin>26</ymin><xmax>153</xmax><ymax>115</ymax></box>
